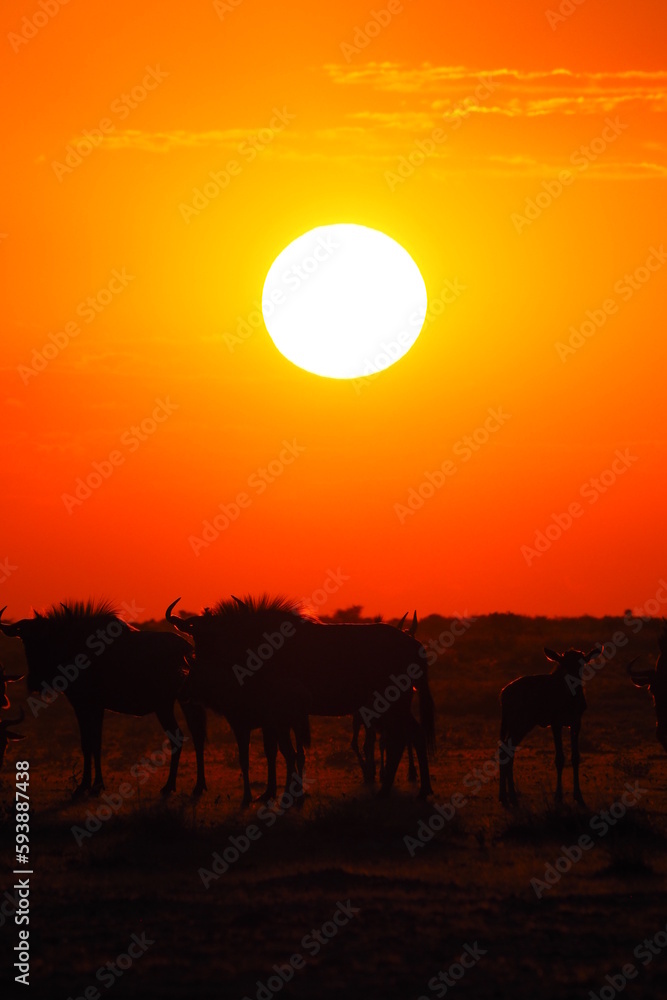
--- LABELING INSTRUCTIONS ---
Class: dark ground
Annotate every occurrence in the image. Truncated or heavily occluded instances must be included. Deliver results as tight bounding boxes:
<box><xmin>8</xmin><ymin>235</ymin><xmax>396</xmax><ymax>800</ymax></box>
<box><xmin>2</xmin><ymin>614</ymin><xmax>667</xmax><ymax>999</ymax></box>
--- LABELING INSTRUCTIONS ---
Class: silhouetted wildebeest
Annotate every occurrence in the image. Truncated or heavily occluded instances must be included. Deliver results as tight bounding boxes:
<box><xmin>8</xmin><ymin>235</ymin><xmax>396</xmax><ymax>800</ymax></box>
<box><xmin>628</xmin><ymin>623</ymin><xmax>667</xmax><ymax>753</ymax></box>
<box><xmin>169</xmin><ymin>594</ymin><xmax>435</xmax><ymax>799</ymax></box>
<box><xmin>167</xmin><ymin>597</ymin><xmax>310</xmax><ymax>806</ymax></box>
<box><xmin>0</xmin><ymin>602</ymin><xmax>206</xmax><ymax>798</ymax></box>
<box><xmin>351</xmin><ymin>611</ymin><xmax>417</xmax><ymax>784</ymax></box>
<box><xmin>0</xmin><ymin>707</ymin><xmax>25</xmax><ymax>768</ymax></box>
<box><xmin>499</xmin><ymin>645</ymin><xmax>602</xmax><ymax>806</ymax></box>
<box><xmin>0</xmin><ymin>662</ymin><xmax>24</xmax><ymax>709</ymax></box>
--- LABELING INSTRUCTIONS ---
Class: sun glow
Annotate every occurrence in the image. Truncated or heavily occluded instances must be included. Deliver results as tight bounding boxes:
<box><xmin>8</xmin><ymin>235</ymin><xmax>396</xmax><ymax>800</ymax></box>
<box><xmin>261</xmin><ymin>224</ymin><xmax>428</xmax><ymax>379</ymax></box>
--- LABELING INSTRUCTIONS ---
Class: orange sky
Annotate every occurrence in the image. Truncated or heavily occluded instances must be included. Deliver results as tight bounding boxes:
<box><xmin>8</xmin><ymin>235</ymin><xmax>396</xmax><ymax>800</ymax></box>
<box><xmin>1</xmin><ymin>0</ymin><xmax>665</xmax><ymax>619</ymax></box>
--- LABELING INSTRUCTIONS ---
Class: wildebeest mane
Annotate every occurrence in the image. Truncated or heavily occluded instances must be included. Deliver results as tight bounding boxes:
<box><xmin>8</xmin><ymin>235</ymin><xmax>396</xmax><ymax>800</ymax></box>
<box><xmin>38</xmin><ymin>599</ymin><xmax>130</xmax><ymax>632</ymax></box>
<box><xmin>208</xmin><ymin>594</ymin><xmax>320</xmax><ymax>624</ymax></box>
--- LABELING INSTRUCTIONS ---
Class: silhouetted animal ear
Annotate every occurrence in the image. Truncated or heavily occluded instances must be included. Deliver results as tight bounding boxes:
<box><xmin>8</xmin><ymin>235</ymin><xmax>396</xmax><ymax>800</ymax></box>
<box><xmin>2</xmin><ymin>694</ymin><xmax>9</xmax><ymax>709</ymax></box>
<box><xmin>584</xmin><ymin>647</ymin><xmax>602</xmax><ymax>662</ymax></box>
<box><xmin>397</xmin><ymin>612</ymin><xmax>408</xmax><ymax>630</ymax></box>
<box><xmin>409</xmin><ymin>611</ymin><xmax>418</xmax><ymax>636</ymax></box>
<box><xmin>544</xmin><ymin>648</ymin><xmax>561</xmax><ymax>662</ymax></box>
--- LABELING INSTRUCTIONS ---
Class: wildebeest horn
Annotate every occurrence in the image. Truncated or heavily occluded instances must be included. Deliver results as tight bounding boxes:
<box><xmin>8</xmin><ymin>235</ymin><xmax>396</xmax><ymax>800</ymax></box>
<box><xmin>410</xmin><ymin>611</ymin><xmax>418</xmax><ymax>636</ymax></box>
<box><xmin>167</xmin><ymin>599</ymin><xmax>184</xmax><ymax>622</ymax></box>
<box><xmin>397</xmin><ymin>612</ymin><xmax>408</xmax><ymax>630</ymax></box>
<box><xmin>0</xmin><ymin>706</ymin><xmax>24</xmax><ymax>728</ymax></box>
<box><xmin>0</xmin><ymin>609</ymin><xmax>23</xmax><ymax>637</ymax></box>
<box><xmin>584</xmin><ymin>646</ymin><xmax>603</xmax><ymax>662</ymax></box>
<box><xmin>544</xmin><ymin>647</ymin><xmax>561</xmax><ymax>662</ymax></box>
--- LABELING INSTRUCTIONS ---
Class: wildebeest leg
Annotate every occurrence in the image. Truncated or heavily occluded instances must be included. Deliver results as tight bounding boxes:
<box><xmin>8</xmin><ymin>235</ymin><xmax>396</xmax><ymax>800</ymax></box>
<box><xmin>378</xmin><ymin>725</ymin><xmax>406</xmax><ymax>798</ymax></box>
<box><xmin>408</xmin><ymin>714</ymin><xmax>433</xmax><ymax>798</ymax></box>
<box><xmin>260</xmin><ymin>727</ymin><xmax>278</xmax><ymax>802</ymax></box>
<box><xmin>552</xmin><ymin>724</ymin><xmax>564</xmax><ymax>803</ymax></box>
<box><xmin>570</xmin><ymin>721</ymin><xmax>585</xmax><ymax>805</ymax></box>
<box><xmin>406</xmin><ymin>740</ymin><xmax>417</xmax><ymax>783</ymax></box>
<box><xmin>179</xmin><ymin>700</ymin><xmax>207</xmax><ymax>796</ymax></box>
<box><xmin>378</xmin><ymin>732</ymin><xmax>386</xmax><ymax>783</ymax></box>
<box><xmin>500</xmin><ymin>727</ymin><xmax>523</xmax><ymax>808</ymax></box>
<box><xmin>362</xmin><ymin>725</ymin><xmax>376</xmax><ymax>783</ymax></box>
<box><xmin>295</xmin><ymin>729</ymin><xmax>305</xmax><ymax>780</ymax></box>
<box><xmin>155</xmin><ymin>705</ymin><xmax>184</xmax><ymax>796</ymax></box>
<box><xmin>351</xmin><ymin>713</ymin><xmax>366</xmax><ymax>778</ymax></box>
<box><xmin>276</xmin><ymin>727</ymin><xmax>298</xmax><ymax>799</ymax></box>
<box><xmin>90</xmin><ymin>707</ymin><xmax>105</xmax><ymax>795</ymax></box>
<box><xmin>233</xmin><ymin>725</ymin><xmax>253</xmax><ymax>807</ymax></box>
<box><xmin>72</xmin><ymin>704</ymin><xmax>94</xmax><ymax>799</ymax></box>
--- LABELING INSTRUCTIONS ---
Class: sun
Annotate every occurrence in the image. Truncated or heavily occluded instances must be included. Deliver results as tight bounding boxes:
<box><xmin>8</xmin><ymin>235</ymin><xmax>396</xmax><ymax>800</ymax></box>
<box><xmin>261</xmin><ymin>224</ymin><xmax>428</xmax><ymax>379</ymax></box>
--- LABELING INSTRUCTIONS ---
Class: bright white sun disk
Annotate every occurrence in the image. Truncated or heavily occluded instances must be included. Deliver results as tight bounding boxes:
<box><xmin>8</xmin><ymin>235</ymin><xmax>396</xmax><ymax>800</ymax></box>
<box><xmin>261</xmin><ymin>224</ymin><xmax>427</xmax><ymax>379</ymax></box>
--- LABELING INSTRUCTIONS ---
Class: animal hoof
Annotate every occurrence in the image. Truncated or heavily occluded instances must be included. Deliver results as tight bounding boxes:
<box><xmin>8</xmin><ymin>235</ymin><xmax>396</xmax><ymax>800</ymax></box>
<box><xmin>259</xmin><ymin>789</ymin><xmax>277</xmax><ymax>803</ymax></box>
<box><xmin>407</xmin><ymin>768</ymin><xmax>418</xmax><ymax>784</ymax></box>
<box><xmin>191</xmin><ymin>783</ymin><xmax>207</xmax><ymax>798</ymax></box>
<box><xmin>90</xmin><ymin>783</ymin><xmax>105</xmax><ymax>798</ymax></box>
<box><xmin>72</xmin><ymin>784</ymin><xmax>90</xmax><ymax>800</ymax></box>
<box><xmin>160</xmin><ymin>783</ymin><xmax>174</xmax><ymax>797</ymax></box>
<box><xmin>574</xmin><ymin>793</ymin><xmax>586</xmax><ymax>807</ymax></box>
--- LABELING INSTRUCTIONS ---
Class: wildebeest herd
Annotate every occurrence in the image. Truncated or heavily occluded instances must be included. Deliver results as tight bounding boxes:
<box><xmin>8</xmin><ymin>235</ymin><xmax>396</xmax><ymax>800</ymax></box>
<box><xmin>0</xmin><ymin>598</ymin><xmax>665</xmax><ymax>808</ymax></box>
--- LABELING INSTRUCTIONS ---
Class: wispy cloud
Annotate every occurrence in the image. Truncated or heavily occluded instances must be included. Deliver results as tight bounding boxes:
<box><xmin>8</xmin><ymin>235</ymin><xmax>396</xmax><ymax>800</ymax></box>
<box><xmin>325</xmin><ymin>63</ymin><xmax>667</xmax><ymax>115</ymax></box>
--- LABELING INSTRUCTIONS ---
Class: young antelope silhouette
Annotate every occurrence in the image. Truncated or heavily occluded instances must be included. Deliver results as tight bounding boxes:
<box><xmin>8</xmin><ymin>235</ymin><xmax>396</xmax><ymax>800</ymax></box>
<box><xmin>499</xmin><ymin>645</ymin><xmax>602</xmax><ymax>806</ymax></box>
<box><xmin>628</xmin><ymin>622</ymin><xmax>667</xmax><ymax>753</ymax></box>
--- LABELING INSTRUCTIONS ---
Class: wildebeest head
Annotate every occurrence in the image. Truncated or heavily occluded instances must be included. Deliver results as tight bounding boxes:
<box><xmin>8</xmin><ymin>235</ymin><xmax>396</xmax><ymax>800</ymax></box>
<box><xmin>167</xmin><ymin>595</ymin><xmax>309</xmax><ymax>708</ymax></box>
<box><xmin>0</xmin><ymin>707</ymin><xmax>25</xmax><ymax>767</ymax></box>
<box><xmin>544</xmin><ymin>646</ymin><xmax>602</xmax><ymax>675</ymax></box>
<box><xmin>0</xmin><ymin>658</ymin><xmax>24</xmax><ymax>709</ymax></box>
